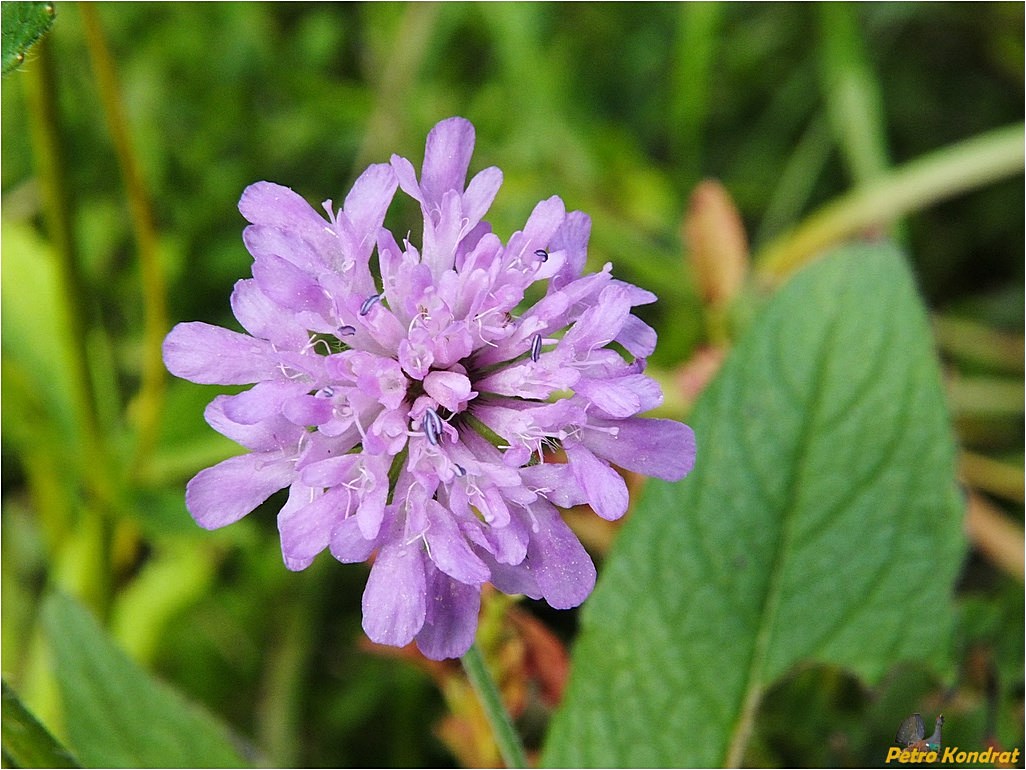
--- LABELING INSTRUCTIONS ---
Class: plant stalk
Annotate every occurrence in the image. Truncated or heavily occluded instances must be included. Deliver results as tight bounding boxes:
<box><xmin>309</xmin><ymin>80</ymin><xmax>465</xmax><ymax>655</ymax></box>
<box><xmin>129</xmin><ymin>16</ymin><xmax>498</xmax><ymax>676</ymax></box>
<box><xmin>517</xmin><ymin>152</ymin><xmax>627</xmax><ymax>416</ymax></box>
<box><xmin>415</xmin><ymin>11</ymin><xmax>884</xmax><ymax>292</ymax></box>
<box><xmin>461</xmin><ymin>643</ymin><xmax>528</xmax><ymax>768</ymax></box>
<box><xmin>22</xmin><ymin>34</ymin><xmax>116</xmax><ymax>619</ymax></box>
<box><xmin>80</xmin><ymin>2</ymin><xmax>168</xmax><ymax>476</ymax></box>
<box><xmin>755</xmin><ymin>122</ymin><xmax>1025</xmax><ymax>284</ymax></box>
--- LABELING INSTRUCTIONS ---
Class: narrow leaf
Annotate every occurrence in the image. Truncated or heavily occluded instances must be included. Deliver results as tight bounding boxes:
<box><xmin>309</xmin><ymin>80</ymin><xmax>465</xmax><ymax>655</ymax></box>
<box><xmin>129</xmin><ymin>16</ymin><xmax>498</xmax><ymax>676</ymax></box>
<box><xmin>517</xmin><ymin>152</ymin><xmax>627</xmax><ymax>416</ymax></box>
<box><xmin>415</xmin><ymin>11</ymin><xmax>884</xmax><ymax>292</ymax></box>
<box><xmin>42</xmin><ymin>592</ymin><xmax>250</xmax><ymax>768</ymax></box>
<box><xmin>1</xmin><ymin>1</ymin><xmax>55</xmax><ymax>75</ymax></box>
<box><xmin>1</xmin><ymin>680</ymin><xmax>79</xmax><ymax>768</ymax></box>
<box><xmin>543</xmin><ymin>242</ymin><xmax>966</xmax><ymax>767</ymax></box>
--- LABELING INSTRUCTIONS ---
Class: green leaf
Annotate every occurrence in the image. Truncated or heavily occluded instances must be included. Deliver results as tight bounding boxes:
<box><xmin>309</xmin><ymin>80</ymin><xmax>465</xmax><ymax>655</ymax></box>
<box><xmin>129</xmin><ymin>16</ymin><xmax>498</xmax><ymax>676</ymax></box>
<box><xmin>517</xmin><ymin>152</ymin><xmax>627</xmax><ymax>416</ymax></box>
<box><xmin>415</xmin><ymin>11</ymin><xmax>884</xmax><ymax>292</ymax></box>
<box><xmin>1</xmin><ymin>680</ymin><xmax>80</xmax><ymax>768</ymax></box>
<box><xmin>1</xmin><ymin>2</ymin><xmax>55</xmax><ymax>75</ymax></box>
<box><xmin>42</xmin><ymin>592</ymin><xmax>251</xmax><ymax>768</ymax></box>
<box><xmin>543</xmin><ymin>242</ymin><xmax>967</xmax><ymax>767</ymax></box>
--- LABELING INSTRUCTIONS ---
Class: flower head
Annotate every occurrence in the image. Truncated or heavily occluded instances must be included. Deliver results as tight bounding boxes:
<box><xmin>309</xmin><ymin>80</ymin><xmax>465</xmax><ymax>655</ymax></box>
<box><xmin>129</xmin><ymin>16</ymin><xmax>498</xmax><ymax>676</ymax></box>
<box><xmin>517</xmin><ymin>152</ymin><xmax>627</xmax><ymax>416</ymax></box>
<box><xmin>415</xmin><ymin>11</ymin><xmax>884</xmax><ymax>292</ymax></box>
<box><xmin>163</xmin><ymin>117</ymin><xmax>696</xmax><ymax>660</ymax></box>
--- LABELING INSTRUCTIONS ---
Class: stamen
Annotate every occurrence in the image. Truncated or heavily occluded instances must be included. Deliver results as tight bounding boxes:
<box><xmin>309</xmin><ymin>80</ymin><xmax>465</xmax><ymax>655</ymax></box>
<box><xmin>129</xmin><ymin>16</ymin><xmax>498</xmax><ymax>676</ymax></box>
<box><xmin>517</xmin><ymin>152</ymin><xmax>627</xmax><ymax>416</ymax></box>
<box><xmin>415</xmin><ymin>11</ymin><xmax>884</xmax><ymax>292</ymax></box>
<box><xmin>534</xmin><ymin>248</ymin><xmax>549</xmax><ymax>262</ymax></box>
<box><xmin>337</xmin><ymin>324</ymin><xmax>356</xmax><ymax>337</ymax></box>
<box><xmin>530</xmin><ymin>333</ymin><xmax>543</xmax><ymax>362</ymax></box>
<box><xmin>422</xmin><ymin>408</ymin><xmax>443</xmax><ymax>446</ymax></box>
<box><xmin>453</xmin><ymin>464</ymin><xmax>467</xmax><ymax>477</ymax></box>
<box><xmin>359</xmin><ymin>293</ymin><xmax>382</xmax><ymax>316</ymax></box>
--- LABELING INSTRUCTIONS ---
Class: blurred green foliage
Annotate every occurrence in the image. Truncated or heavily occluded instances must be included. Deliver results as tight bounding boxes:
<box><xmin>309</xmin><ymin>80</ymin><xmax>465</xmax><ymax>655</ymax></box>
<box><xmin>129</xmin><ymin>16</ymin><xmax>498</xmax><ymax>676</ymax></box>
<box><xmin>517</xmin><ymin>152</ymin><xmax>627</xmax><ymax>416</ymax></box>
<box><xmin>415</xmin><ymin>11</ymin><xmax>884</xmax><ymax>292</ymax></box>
<box><xmin>2</xmin><ymin>3</ymin><xmax>1022</xmax><ymax>767</ymax></box>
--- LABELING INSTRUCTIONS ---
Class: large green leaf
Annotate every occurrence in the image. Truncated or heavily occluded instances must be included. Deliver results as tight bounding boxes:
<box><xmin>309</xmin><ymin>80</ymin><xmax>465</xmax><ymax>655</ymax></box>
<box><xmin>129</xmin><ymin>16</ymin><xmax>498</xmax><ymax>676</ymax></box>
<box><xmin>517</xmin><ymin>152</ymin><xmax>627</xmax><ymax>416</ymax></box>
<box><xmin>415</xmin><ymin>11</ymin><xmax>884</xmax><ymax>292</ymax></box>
<box><xmin>1</xmin><ymin>680</ymin><xmax>79</xmax><ymax>768</ymax></box>
<box><xmin>42</xmin><ymin>592</ymin><xmax>250</xmax><ymax>768</ymax></box>
<box><xmin>1</xmin><ymin>1</ymin><xmax>55</xmax><ymax>75</ymax></box>
<box><xmin>543</xmin><ymin>242</ymin><xmax>966</xmax><ymax>767</ymax></box>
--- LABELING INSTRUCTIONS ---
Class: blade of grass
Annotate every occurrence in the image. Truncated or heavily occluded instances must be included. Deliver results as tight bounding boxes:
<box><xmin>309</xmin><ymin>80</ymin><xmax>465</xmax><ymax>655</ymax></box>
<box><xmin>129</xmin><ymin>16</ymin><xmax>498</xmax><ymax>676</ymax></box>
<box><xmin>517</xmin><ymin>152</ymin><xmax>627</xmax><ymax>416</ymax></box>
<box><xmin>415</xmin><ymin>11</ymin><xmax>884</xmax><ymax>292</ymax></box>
<box><xmin>932</xmin><ymin>314</ymin><xmax>1025</xmax><ymax>374</ymax></box>
<box><xmin>2</xmin><ymin>680</ymin><xmax>80</xmax><ymax>769</ymax></box>
<box><xmin>817</xmin><ymin>3</ymin><xmax>891</xmax><ymax>183</ymax></box>
<box><xmin>671</xmin><ymin>2</ymin><xmax>722</xmax><ymax>184</ymax></box>
<box><xmin>754</xmin><ymin>113</ymin><xmax>832</xmax><ymax>246</ymax></box>
<box><xmin>960</xmin><ymin>452</ymin><xmax>1025</xmax><ymax>505</ymax></box>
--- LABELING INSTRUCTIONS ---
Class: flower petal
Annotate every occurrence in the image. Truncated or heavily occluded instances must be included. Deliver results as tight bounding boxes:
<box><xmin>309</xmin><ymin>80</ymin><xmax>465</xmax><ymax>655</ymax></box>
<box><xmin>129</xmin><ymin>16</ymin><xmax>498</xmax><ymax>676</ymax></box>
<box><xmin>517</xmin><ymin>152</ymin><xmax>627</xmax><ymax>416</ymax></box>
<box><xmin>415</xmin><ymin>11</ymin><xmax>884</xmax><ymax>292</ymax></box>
<box><xmin>163</xmin><ymin>322</ymin><xmax>279</xmax><ymax>385</ymax></box>
<box><xmin>565</xmin><ymin>444</ymin><xmax>629</xmax><ymax>521</ymax></box>
<box><xmin>616</xmin><ymin>314</ymin><xmax>658</xmax><ymax>358</ymax></box>
<box><xmin>389</xmin><ymin>154</ymin><xmax>422</xmax><ymax>204</ymax></box>
<box><xmin>424</xmin><ymin>500</ymin><xmax>490</xmax><ymax>584</ymax></box>
<box><xmin>243</xmin><ymin>224</ymin><xmax>326</xmax><ymax>273</ymax></box>
<box><xmin>583</xmin><ymin>417</ymin><xmax>697</xmax><ymax>481</ymax></box>
<box><xmin>480</xmin><ymin>551</ymin><xmax>541</xmax><ymax>599</ymax></box>
<box><xmin>415</xmin><ymin>567</ymin><xmax>481</xmax><ymax>660</ymax></box>
<box><xmin>462</xmin><ymin>166</ymin><xmax>503</xmax><ymax>227</ymax></box>
<box><xmin>203</xmin><ymin>395</ymin><xmax>304</xmax><ymax>451</ymax></box>
<box><xmin>519</xmin><ymin>463</ymin><xmax>587</xmax><ymax>509</ymax></box>
<box><xmin>549</xmin><ymin>210</ymin><xmax>591</xmax><ymax>288</ymax></box>
<box><xmin>238</xmin><ymin>181</ymin><xmax>330</xmax><ymax>242</ymax></box>
<box><xmin>362</xmin><ymin>541</ymin><xmax>427</xmax><ymax>647</ymax></box>
<box><xmin>185</xmin><ymin>451</ymin><xmax>293</xmax><ymax>529</ymax></box>
<box><xmin>221</xmin><ymin>380</ymin><xmax>309</xmax><ymax>424</ymax></box>
<box><xmin>251</xmin><ymin>253</ymin><xmax>333</xmax><ymax>317</ymax></box>
<box><xmin>230</xmin><ymin>279</ymin><xmax>310</xmax><ymax>349</ymax></box>
<box><xmin>341</xmin><ymin>162</ymin><xmax>398</xmax><ymax>256</ymax></box>
<box><xmin>420</xmin><ymin>116</ymin><xmax>475</xmax><ymax>206</ymax></box>
<box><xmin>525</xmin><ymin>502</ymin><xmax>596</xmax><ymax>609</ymax></box>
<box><xmin>575</xmin><ymin>374</ymin><xmax>662</xmax><ymax>419</ymax></box>
<box><xmin>330</xmin><ymin>514</ymin><xmax>378</xmax><ymax>563</ymax></box>
<box><xmin>278</xmin><ymin>485</ymin><xmax>350</xmax><ymax>571</ymax></box>
<box><xmin>423</xmin><ymin>370</ymin><xmax>475</xmax><ymax>413</ymax></box>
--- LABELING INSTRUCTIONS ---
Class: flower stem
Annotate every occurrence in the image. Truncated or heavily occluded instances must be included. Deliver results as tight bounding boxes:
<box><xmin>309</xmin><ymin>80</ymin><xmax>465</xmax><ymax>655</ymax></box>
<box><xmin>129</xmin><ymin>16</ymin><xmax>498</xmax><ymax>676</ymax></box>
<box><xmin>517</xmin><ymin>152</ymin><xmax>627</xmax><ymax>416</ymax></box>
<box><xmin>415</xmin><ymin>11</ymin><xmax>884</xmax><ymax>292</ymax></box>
<box><xmin>22</xmin><ymin>37</ymin><xmax>108</xmax><ymax>495</ymax></box>
<box><xmin>22</xmin><ymin>34</ymin><xmax>116</xmax><ymax>619</ymax></box>
<box><xmin>754</xmin><ymin>121</ymin><xmax>1025</xmax><ymax>285</ymax></box>
<box><xmin>79</xmin><ymin>3</ymin><xmax>168</xmax><ymax>476</ymax></box>
<box><xmin>461</xmin><ymin>643</ymin><xmax>528</xmax><ymax>769</ymax></box>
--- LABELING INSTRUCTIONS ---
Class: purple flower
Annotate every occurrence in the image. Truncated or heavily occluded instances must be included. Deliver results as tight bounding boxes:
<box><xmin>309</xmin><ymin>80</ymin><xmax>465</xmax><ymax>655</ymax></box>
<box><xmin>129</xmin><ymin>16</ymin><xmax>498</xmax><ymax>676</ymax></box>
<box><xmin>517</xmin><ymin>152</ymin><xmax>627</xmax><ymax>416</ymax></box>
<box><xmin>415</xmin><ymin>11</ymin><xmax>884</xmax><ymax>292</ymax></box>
<box><xmin>163</xmin><ymin>117</ymin><xmax>696</xmax><ymax>660</ymax></box>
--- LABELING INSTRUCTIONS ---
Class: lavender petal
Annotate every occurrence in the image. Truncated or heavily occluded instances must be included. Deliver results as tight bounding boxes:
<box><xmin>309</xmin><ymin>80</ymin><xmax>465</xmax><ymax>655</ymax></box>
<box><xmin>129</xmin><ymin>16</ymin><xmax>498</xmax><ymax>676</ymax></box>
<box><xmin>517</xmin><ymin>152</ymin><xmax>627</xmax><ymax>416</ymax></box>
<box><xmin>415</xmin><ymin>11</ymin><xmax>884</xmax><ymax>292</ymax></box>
<box><xmin>415</xmin><ymin>567</ymin><xmax>481</xmax><ymax>660</ymax></box>
<box><xmin>185</xmin><ymin>452</ymin><xmax>294</xmax><ymax>530</ymax></box>
<box><xmin>582</xmin><ymin>417</ymin><xmax>698</xmax><ymax>481</ymax></box>
<box><xmin>361</xmin><ymin>541</ymin><xmax>427</xmax><ymax>648</ymax></box>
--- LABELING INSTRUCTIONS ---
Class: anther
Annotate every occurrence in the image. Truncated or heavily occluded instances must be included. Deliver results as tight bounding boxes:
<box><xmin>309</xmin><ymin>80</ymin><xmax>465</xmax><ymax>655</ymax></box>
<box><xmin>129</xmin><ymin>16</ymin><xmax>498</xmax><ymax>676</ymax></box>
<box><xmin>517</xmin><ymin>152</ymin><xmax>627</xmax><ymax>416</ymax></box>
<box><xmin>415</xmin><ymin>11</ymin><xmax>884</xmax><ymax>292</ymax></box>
<box><xmin>337</xmin><ymin>324</ymin><xmax>356</xmax><ymax>337</ymax></box>
<box><xmin>534</xmin><ymin>248</ymin><xmax>549</xmax><ymax>262</ymax></box>
<box><xmin>359</xmin><ymin>293</ymin><xmax>382</xmax><ymax>316</ymax></box>
<box><xmin>453</xmin><ymin>464</ymin><xmax>467</xmax><ymax>477</ymax></box>
<box><xmin>422</xmin><ymin>408</ymin><xmax>443</xmax><ymax>446</ymax></box>
<box><xmin>530</xmin><ymin>333</ymin><xmax>543</xmax><ymax>363</ymax></box>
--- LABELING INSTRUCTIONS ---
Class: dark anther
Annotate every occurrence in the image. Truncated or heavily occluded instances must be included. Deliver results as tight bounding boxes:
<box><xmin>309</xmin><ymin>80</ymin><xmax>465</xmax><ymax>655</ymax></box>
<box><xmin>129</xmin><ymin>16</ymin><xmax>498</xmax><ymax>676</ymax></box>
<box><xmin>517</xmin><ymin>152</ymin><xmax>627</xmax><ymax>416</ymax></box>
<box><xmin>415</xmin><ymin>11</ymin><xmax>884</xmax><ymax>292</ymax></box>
<box><xmin>337</xmin><ymin>324</ymin><xmax>356</xmax><ymax>337</ymax></box>
<box><xmin>453</xmin><ymin>464</ymin><xmax>467</xmax><ymax>477</ymax></box>
<box><xmin>422</xmin><ymin>408</ymin><xmax>443</xmax><ymax>446</ymax></box>
<box><xmin>534</xmin><ymin>248</ymin><xmax>549</xmax><ymax>262</ymax></box>
<box><xmin>359</xmin><ymin>293</ymin><xmax>382</xmax><ymax>316</ymax></box>
<box><xmin>530</xmin><ymin>333</ymin><xmax>543</xmax><ymax>363</ymax></box>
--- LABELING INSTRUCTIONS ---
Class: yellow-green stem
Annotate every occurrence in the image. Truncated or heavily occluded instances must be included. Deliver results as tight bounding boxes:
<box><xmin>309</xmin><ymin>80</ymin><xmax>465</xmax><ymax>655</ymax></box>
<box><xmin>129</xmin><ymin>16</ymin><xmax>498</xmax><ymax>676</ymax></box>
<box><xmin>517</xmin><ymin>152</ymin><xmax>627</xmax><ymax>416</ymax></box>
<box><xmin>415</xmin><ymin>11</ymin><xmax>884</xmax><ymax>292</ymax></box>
<box><xmin>22</xmin><ymin>36</ymin><xmax>115</xmax><ymax>619</ymax></box>
<box><xmin>80</xmin><ymin>3</ymin><xmax>168</xmax><ymax>476</ymax></box>
<box><xmin>755</xmin><ymin>122</ymin><xmax>1025</xmax><ymax>285</ymax></box>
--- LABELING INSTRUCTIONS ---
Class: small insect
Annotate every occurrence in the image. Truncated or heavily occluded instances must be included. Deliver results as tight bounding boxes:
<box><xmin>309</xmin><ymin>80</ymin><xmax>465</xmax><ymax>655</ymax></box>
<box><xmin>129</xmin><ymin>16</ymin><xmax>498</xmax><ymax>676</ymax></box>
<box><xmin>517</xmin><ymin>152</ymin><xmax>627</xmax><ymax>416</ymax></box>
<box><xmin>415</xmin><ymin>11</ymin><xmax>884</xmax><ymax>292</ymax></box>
<box><xmin>359</xmin><ymin>293</ymin><xmax>382</xmax><ymax>316</ymax></box>
<box><xmin>530</xmin><ymin>333</ymin><xmax>543</xmax><ymax>362</ymax></box>
<box><xmin>895</xmin><ymin>713</ymin><xmax>944</xmax><ymax>752</ymax></box>
<box><xmin>534</xmin><ymin>248</ymin><xmax>549</xmax><ymax>262</ymax></box>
